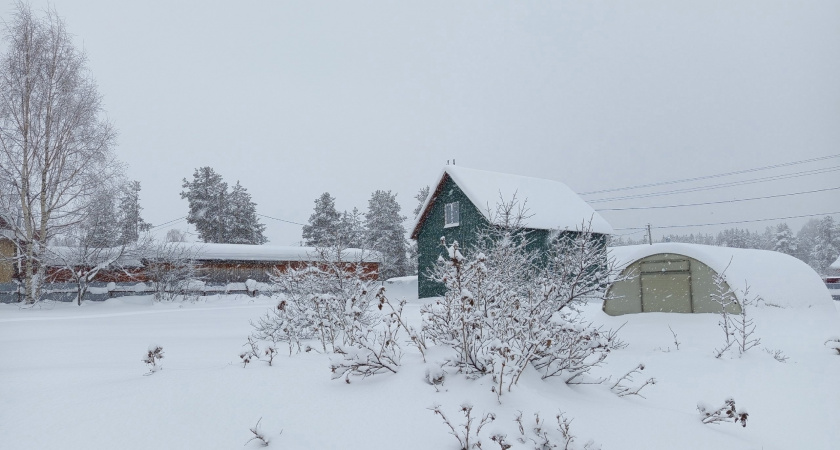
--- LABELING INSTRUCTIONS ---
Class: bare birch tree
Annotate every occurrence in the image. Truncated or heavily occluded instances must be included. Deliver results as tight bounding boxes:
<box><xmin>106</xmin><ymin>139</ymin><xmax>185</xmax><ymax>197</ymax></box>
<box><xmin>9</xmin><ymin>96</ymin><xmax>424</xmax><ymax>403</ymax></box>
<box><xmin>0</xmin><ymin>3</ymin><xmax>118</xmax><ymax>303</ymax></box>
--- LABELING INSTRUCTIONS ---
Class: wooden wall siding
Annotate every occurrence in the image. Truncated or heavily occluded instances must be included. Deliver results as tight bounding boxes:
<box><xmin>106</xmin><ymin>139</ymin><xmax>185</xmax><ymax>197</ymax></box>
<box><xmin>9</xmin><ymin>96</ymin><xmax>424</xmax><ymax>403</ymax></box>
<box><xmin>415</xmin><ymin>175</ymin><xmax>608</xmax><ymax>299</ymax></box>
<box><xmin>45</xmin><ymin>266</ymin><xmax>149</xmax><ymax>283</ymax></box>
<box><xmin>0</xmin><ymin>239</ymin><xmax>15</xmax><ymax>283</ymax></box>
<box><xmin>43</xmin><ymin>260</ymin><xmax>379</xmax><ymax>284</ymax></box>
<box><xmin>417</xmin><ymin>175</ymin><xmax>488</xmax><ymax>298</ymax></box>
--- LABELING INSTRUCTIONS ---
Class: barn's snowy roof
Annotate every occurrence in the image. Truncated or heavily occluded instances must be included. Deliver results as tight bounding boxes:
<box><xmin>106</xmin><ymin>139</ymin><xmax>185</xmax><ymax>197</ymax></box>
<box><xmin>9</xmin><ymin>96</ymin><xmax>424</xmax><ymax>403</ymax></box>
<box><xmin>609</xmin><ymin>243</ymin><xmax>833</xmax><ymax>309</ymax></box>
<box><xmin>45</xmin><ymin>246</ymin><xmax>144</xmax><ymax>267</ymax></box>
<box><xmin>173</xmin><ymin>243</ymin><xmax>381</xmax><ymax>263</ymax></box>
<box><xmin>411</xmin><ymin>166</ymin><xmax>613</xmax><ymax>237</ymax></box>
<box><xmin>45</xmin><ymin>243</ymin><xmax>381</xmax><ymax>266</ymax></box>
<box><xmin>831</xmin><ymin>255</ymin><xmax>840</xmax><ymax>270</ymax></box>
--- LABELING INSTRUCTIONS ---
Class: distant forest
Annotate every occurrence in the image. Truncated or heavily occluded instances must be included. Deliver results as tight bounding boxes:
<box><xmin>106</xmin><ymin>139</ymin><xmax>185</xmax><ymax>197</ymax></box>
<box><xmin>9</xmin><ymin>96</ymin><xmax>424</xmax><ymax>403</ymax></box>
<box><xmin>610</xmin><ymin>215</ymin><xmax>840</xmax><ymax>276</ymax></box>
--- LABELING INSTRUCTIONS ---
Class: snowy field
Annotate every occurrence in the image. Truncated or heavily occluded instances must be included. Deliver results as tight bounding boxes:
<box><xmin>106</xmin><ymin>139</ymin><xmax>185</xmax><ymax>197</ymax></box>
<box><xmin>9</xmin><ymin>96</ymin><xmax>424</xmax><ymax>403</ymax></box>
<box><xmin>1</xmin><ymin>284</ymin><xmax>839</xmax><ymax>449</ymax></box>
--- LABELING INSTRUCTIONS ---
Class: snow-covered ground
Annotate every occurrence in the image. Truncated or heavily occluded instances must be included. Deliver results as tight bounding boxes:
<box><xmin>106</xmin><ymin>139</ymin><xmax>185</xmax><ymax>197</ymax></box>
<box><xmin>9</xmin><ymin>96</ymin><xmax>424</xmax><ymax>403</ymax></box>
<box><xmin>1</xmin><ymin>284</ymin><xmax>838</xmax><ymax>449</ymax></box>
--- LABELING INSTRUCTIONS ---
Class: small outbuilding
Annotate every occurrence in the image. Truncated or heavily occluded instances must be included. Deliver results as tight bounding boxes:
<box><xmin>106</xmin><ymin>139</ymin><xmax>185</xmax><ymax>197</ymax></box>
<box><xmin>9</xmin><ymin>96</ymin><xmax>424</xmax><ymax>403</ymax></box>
<box><xmin>0</xmin><ymin>217</ymin><xmax>17</xmax><ymax>283</ymax></box>
<box><xmin>604</xmin><ymin>243</ymin><xmax>832</xmax><ymax>315</ymax></box>
<box><xmin>411</xmin><ymin>166</ymin><xmax>613</xmax><ymax>298</ymax></box>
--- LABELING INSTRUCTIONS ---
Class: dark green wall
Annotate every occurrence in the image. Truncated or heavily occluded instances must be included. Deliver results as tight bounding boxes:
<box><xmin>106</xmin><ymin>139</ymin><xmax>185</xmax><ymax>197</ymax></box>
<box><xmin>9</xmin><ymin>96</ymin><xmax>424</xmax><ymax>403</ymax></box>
<box><xmin>417</xmin><ymin>176</ymin><xmax>487</xmax><ymax>298</ymax></box>
<box><xmin>416</xmin><ymin>176</ymin><xmax>607</xmax><ymax>298</ymax></box>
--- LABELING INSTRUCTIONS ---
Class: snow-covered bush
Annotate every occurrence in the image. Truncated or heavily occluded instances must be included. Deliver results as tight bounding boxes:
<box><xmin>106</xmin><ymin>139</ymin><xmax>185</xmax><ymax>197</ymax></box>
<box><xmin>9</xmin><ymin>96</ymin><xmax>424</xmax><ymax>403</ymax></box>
<box><xmin>422</xmin><ymin>200</ymin><xmax>622</xmax><ymax>397</ymax></box>
<box><xmin>430</xmin><ymin>403</ymin><xmax>496</xmax><ymax>450</ymax></box>
<box><xmin>330</xmin><ymin>288</ymin><xmax>405</xmax><ymax>382</ymax></box>
<box><xmin>697</xmin><ymin>398</ymin><xmax>748</xmax><ymax>427</ymax></box>
<box><xmin>514</xmin><ymin>411</ymin><xmax>600</xmax><ymax>450</ymax></box>
<box><xmin>142</xmin><ymin>344</ymin><xmax>164</xmax><ymax>375</ymax></box>
<box><xmin>248</xmin><ymin>244</ymin><xmax>413</xmax><ymax>381</ymax></box>
<box><xmin>609</xmin><ymin>363</ymin><xmax>656</xmax><ymax>398</ymax></box>
<box><xmin>245</xmin><ymin>417</ymin><xmax>270</xmax><ymax>447</ymax></box>
<box><xmin>250</xmin><ymin>245</ymin><xmax>379</xmax><ymax>354</ymax></box>
<box><xmin>713</xmin><ymin>269</ymin><xmax>762</xmax><ymax>358</ymax></box>
<box><xmin>144</xmin><ymin>241</ymin><xmax>200</xmax><ymax>302</ymax></box>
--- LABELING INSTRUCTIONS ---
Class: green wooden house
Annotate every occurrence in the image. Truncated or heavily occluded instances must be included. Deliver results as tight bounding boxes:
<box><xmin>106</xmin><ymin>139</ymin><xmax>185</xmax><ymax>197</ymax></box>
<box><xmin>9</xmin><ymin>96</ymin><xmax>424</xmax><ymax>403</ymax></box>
<box><xmin>410</xmin><ymin>166</ymin><xmax>613</xmax><ymax>298</ymax></box>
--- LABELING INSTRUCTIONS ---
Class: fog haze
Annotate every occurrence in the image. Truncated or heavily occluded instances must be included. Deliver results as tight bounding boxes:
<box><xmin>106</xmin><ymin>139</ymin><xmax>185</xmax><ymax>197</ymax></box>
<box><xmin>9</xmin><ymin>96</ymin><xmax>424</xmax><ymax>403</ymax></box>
<box><xmin>3</xmin><ymin>1</ymin><xmax>838</xmax><ymax>244</ymax></box>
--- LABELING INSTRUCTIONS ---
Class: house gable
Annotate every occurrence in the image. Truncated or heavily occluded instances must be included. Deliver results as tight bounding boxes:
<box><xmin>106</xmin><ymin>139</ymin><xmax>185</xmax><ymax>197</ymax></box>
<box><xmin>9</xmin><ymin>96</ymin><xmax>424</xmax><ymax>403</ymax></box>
<box><xmin>416</xmin><ymin>175</ymin><xmax>488</xmax><ymax>297</ymax></box>
<box><xmin>414</xmin><ymin>170</ymin><xmax>607</xmax><ymax>298</ymax></box>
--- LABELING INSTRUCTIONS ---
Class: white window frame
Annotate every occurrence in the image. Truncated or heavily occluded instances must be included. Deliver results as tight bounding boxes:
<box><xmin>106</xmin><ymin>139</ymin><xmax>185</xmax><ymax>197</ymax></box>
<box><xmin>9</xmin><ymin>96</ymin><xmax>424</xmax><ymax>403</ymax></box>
<box><xmin>444</xmin><ymin>201</ymin><xmax>460</xmax><ymax>228</ymax></box>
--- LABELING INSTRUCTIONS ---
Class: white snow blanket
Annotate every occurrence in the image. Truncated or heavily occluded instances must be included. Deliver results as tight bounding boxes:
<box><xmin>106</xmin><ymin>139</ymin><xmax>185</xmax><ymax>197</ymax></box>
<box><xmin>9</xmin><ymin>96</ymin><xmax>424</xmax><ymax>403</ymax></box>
<box><xmin>413</xmin><ymin>166</ymin><xmax>613</xmax><ymax>235</ymax></box>
<box><xmin>383</xmin><ymin>275</ymin><xmax>419</xmax><ymax>302</ymax></box>
<box><xmin>831</xmin><ymin>255</ymin><xmax>840</xmax><ymax>270</ymax></box>
<box><xmin>610</xmin><ymin>243</ymin><xmax>833</xmax><ymax>309</ymax></box>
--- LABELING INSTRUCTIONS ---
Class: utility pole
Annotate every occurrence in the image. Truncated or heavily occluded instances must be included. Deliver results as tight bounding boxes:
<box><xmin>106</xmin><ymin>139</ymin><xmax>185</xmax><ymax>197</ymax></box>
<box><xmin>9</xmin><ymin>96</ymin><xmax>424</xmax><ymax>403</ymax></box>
<box><xmin>647</xmin><ymin>223</ymin><xmax>653</xmax><ymax>245</ymax></box>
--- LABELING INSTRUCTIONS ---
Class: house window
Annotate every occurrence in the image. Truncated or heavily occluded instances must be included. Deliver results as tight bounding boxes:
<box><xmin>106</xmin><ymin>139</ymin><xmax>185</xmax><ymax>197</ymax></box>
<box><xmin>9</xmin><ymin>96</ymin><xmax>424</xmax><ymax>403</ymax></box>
<box><xmin>444</xmin><ymin>202</ymin><xmax>460</xmax><ymax>227</ymax></box>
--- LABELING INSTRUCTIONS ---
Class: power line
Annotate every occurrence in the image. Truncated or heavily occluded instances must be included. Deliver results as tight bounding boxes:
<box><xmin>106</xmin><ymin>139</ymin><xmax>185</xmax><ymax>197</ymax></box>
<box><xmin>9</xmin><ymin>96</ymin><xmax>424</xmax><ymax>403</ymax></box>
<box><xmin>256</xmin><ymin>213</ymin><xmax>306</xmax><ymax>227</ymax></box>
<box><xmin>595</xmin><ymin>186</ymin><xmax>840</xmax><ymax>212</ymax></box>
<box><xmin>588</xmin><ymin>165</ymin><xmax>840</xmax><ymax>203</ymax></box>
<box><xmin>579</xmin><ymin>153</ymin><xmax>840</xmax><ymax>196</ymax></box>
<box><xmin>613</xmin><ymin>211</ymin><xmax>840</xmax><ymax>231</ymax></box>
<box><xmin>149</xmin><ymin>216</ymin><xmax>186</xmax><ymax>230</ymax></box>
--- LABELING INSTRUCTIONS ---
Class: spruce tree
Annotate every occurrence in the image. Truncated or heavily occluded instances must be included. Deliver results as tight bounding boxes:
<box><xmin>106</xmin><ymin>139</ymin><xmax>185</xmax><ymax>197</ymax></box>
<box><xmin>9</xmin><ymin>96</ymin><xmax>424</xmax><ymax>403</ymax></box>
<box><xmin>337</xmin><ymin>207</ymin><xmax>366</xmax><ymax>248</ymax></box>
<box><xmin>181</xmin><ymin>167</ymin><xmax>229</xmax><ymax>243</ymax></box>
<box><xmin>227</xmin><ymin>181</ymin><xmax>267</xmax><ymax>245</ymax></box>
<box><xmin>302</xmin><ymin>192</ymin><xmax>341</xmax><ymax>247</ymax></box>
<box><xmin>811</xmin><ymin>216</ymin><xmax>839</xmax><ymax>274</ymax></box>
<box><xmin>365</xmin><ymin>190</ymin><xmax>409</xmax><ymax>279</ymax></box>
<box><xmin>772</xmin><ymin>223</ymin><xmax>797</xmax><ymax>256</ymax></box>
<box><xmin>117</xmin><ymin>180</ymin><xmax>151</xmax><ymax>245</ymax></box>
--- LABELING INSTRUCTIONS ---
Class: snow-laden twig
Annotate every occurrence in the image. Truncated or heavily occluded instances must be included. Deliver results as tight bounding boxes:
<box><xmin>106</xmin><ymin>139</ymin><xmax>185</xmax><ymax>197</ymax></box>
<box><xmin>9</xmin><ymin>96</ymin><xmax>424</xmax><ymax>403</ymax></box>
<box><xmin>430</xmin><ymin>403</ymin><xmax>495</xmax><ymax>450</ymax></box>
<box><xmin>244</xmin><ymin>417</ymin><xmax>272</xmax><ymax>447</ymax></box>
<box><xmin>697</xmin><ymin>398</ymin><xmax>748</xmax><ymax>427</ymax></box>
<box><xmin>609</xmin><ymin>363</ymin><xmax>656</xmax><ymax>398</ymax></box>
<box><xmin>825</xmin><ymin>337</ymin><xmax>840</xmax><ymax>355</ymax></box>
<box><xmin>142</xmin><ymin>344</ymin><xmax>164</xmax><ymax>375</ymax></box>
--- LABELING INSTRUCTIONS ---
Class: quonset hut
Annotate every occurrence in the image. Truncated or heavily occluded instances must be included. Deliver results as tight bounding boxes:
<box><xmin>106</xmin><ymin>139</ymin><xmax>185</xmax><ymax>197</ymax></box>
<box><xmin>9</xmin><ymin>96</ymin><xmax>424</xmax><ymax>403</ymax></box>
<box><xmin>410</xmin><ymin>166</ymin><xmax>612</xmax><ymax>298</ymax></box>
<box><xmin>604</xmin><ymin>243</ymin><xmax>833</xmax><ymax>315</ymax></box>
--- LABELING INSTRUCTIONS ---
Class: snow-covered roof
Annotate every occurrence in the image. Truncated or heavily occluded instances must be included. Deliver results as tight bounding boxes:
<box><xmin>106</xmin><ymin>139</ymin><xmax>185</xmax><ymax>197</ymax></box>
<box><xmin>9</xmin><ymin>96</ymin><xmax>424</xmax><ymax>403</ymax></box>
<box><xmin>172</xmin><ymin>243</ymin><xmax>381</xmax><ymax>263</ymax></box>
<box><xmin>609</xmin><ymin>243</ymin><xmax>833</xmax><ymax>309</ymax></box>
<box><xmin>411</xmin><ymin>166</ymin><xmax>613</xmax><ymax>237</ymax></box>
<box><xmin>45</xmin><ymin>246</ymin><xmax>144</xmax><ymax>267</ymax></box>
<box><xmin>44</xmin><ymin>243</ymin><xmax>381</xmax><ymax>266</ymax></box>
<box><xmin>831</xmin><ymin>255</ymin><xmax>840</xmax><ymax>270</ymax></box>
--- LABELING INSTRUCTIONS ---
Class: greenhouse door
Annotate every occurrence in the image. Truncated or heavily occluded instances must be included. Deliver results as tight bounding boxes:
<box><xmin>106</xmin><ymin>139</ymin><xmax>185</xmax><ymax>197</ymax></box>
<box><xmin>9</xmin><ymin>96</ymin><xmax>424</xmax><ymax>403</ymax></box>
<box><xmin>639</xmin><ymin>260</ymin><xmax>692</xmax><ymax>313</ymax></box>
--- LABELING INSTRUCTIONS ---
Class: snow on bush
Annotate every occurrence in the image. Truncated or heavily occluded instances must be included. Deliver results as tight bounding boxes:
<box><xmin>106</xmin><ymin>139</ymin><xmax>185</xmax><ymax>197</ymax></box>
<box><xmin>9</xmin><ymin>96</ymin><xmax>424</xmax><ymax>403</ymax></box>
<box><xmin>422</xmin><ymin>200</ymin><xmax>624</xmax><ymax>398</ymax></box>
<box><xmin>245</xmin><ymin>418</ymin><xmax>271</xmax><ymax>447</ymax></box>
<box><xmin>142</xmin><ymin>344</ymin><xmax>164</xmax><ymax>375</ymax></box>
<box><xmin>712</xmin><ymin>266</ymin><xmax>763</xmax><ymax>359</ymax></box>
<box><xmin>246</xmin><ymin>244</ymin><xmax>414</xmax><ymax>381</ymax></box>
<box><xmin>697</xmin><ymin>398</ymin><xmax>749</xmax><ymax>427</ymax></box>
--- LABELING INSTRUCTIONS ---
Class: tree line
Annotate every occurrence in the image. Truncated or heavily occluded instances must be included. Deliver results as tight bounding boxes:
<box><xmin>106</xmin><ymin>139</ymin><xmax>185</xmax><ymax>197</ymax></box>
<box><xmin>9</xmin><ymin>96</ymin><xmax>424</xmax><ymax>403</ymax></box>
<box><xmin>611</xmin><ymin>216</ymin><xmax>840</xmax><ymax>275</ymax></box>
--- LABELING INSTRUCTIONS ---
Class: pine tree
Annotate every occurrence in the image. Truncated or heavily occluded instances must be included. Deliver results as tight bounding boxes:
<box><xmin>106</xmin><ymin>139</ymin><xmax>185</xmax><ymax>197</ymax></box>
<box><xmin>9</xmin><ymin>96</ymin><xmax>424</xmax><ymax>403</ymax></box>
<box><xmin>227</xmin><ymin>181</ymin><xmax>267</xmax><ymax>245</ymax></box>
<box><xmin>84</xmin><ymin>189</ymin><xmax>120</xmax><ymax>248</ymax></box>
<box><xmin>117</xmin><ymin>180</ymin><xmax>150</xmax><ymax>245</ymax></box>
<box><xmin>811</xmin><ymin>216</ymin><xmax>839</xmax><ymax>275</ymax></box>
<box><xmin>795</xmin><ymin>218</ymin><xmax>821</xmax><ymax>268</ymax></box>
<box><xmin>181</xmin><ymin>167</ymin><xmax>229</xmax><ymax>243</ymax></box>
<box><xmin>772</xmin><ymin>223</ymin><xmax>797</xmax><ymax>256</ymax></box>
<box><xmin>365</xmin><ymin>190</ymin><xmax>409</xmax><ymax>279</ymax></box>
<box><xmin>301</xmin><ymin>192</ymin><xmax>342</xmax><ymax>247</ymax></box>
<box><xmin>337</xmin><ymin>207</ymin><xmax>365</xmax><ymax>248</ymax></box>
<box><xmin>413</xmin><ymin>185</ymin><xmax>430</xmax><ymax>218</ymax></box>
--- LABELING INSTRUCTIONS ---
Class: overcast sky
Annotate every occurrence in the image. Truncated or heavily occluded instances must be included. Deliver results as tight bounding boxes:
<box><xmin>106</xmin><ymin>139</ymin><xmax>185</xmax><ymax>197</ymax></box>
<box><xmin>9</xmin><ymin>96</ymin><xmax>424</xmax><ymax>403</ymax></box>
<box><xmin>3</xmin><ymin>1</ymin><xmax>839</xmax><ymax>245</ymax></box>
